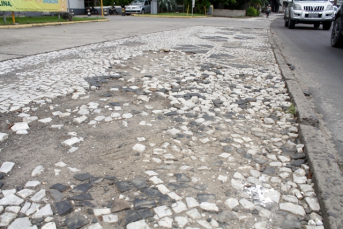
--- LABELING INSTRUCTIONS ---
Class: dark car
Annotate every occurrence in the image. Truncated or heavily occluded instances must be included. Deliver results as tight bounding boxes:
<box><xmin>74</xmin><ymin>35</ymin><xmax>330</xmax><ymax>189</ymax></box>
<box><xmin>331</xmin><ymin>5</ymin><xmax>343</xmax><ymax>47</ymax></box>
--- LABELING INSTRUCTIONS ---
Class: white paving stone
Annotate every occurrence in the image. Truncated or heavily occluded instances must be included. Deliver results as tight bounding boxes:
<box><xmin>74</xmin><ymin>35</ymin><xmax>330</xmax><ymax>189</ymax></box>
<box><xmin>185</xmin><ymin>197</ymin><xmax>199</xmax><ymax>209</ymax></box>
<box><xmin>102</xmin><ymin>214</ymin><xmax>118</xmax><ymax>223</ymax></box>
<box><xmin>17</xmin><ymin>189</ymin><xmax>35</xmax><ymax>199</ymax></box>
<box><xmin>25</xmin><ymin>203</ymin><xmax>40</xmax><ymax>216</ymax></box>
<box><xmin>94</xmin><ymin>208</ymin><xmax>111</xmax><ymax>216</ymax></box>
<box><xmin>305</xmin><ymin>197</ymin><xmax>320</xmax><ymax>212</ymax></box>
<box><xmin>0</xmin><ymin>162</ymin><xmax>15</xmax><ymax>174</ymax></box>
<box><xmin>200</xmin><ymin>202</ymin><xmax>219</xmax><ymax>212</ymax></box>
<box><xmin>11</xmin><ymin>122</ymin><xmax>29</xmax><ymax>132</ymax></box>
<box><xmin>218</xmin><ymin>175</ymin><xmax>228</xmax><ymax>182</ymax></box>
<box><xmin>73</xmin><ymin>116</ymin><xmax>88</xmax><ymax>124</ymax></box>
<box><xmin>154</xmin><ymin>205</ymin><xmax>173</xmax><ymax>218</ymax></box>
<box><xmin>158</xmin><ymin>217</ymin><xmax>173</xmax><ymax>228</ymax></box>
<box><xmin>31</xmin><ymin>165</ymin><xmax>44</xmax><ymax>176</ymax></box>
<box><xmin>196</xmin><ymin>220</ymin><xmax>212</xmax><ymax>229</ymax></box>
<box><xmin>2</xmin><ymin>189</ymin><xmax>16</xmax><ymax>196</ymax></box>
<box><xmin>0</xmin><ymin>133</ymin><xmax>8</xmax><ymax>142</ymax></box>
<box><xmin>133</xmin><ymin>143</ymin><xmax>146</xmax><ymax>153</ymax></box>
<box><xmin>156</xmin><ymin>184</ymin><xmax>170</xmax><ymax>194</ymax></box>
<box><xmin>8</xmin><ymin>217</ymin><xmax>37</xmax><ymax>229</ymax></box>
<box><xmin>263</xmin><ymin>189</ymin><xmax>281</xmax><ymax>203</ymax></box>
<box><xmin>31</xmin><ymin>204</ymin><xmax>53</xmax><ymax>219</ymax></box>
<box><xmin>239</xmin><ymin>198</ymin><xmax>255</xmax><ymax>210</ymax></box>
<box><xmin>0</xmin><ymin>212</ymin><xmax>17</xmax><ymax>227</ymax></box>
<box><xmin>172</xmin><ymin>201</ymin><xmax>188</xmax><ymax>213</ymax></box>
<box><xmin>41</xmin><ymin>222</ymin><xmax>57</xmax><ymax>229</ymax></box>
<box><xmin>5</xmin><ymin>206</ymin><xmax>21</xmax><ymax>214</ymax></box>
<box><xmin>225</xmin><ymin>198</ymin><xmax>239</xmax><ymax>209</ymax></box>
<box><xmin>279</xmin><ymin>202</ymin><xmax>306</xmax><ymax>216</ymax></box>
<box><xmin>149</xmin><ymin>176</ymin><xmax>163</xmax><ymax>184</ymax></box>
<box><xmin>0</xmin><ymin>194</ymin><xmax>24</xmax><ymax>206</ymax></box>
<box><xmin>167</xmin><ymin>192</ymin><xmax>182</xmax><ymax>201</ymax></box>
<box><xmin>38</xmin><ymin>118</ymin><xmax>52</xmax><ymax>123</ymax></box>
<box><xmin>25</xmin><ymin>181</ymin><xmax>41</xmax><ymax>188</ymax></box>
<box><xmin>127</xmin><ymin>219</ymin><xmax>150</xmax><ymax>229</ymax></box>
<box><xmin>175</xmin><ymin>216</ymin><xmax>188</xmax><ymax>228</ymax></box>
<box><xmin>30</xmin><ymin>189</ymin><xmax>46</xmax><ymax>202</ymax></box>
<box><xmin>186</xmin><ymin>208</ymin><xmax>201</xmax><ymax>219</ymax></box>
<box><xmin>61</xmin><ymin>137</ymin><xmax>82</xmax><ymax>147</ymax></box>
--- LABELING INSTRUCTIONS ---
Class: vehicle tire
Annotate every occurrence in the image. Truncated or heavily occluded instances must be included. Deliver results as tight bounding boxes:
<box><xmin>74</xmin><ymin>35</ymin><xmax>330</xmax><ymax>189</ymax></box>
<box><xmin>109</xmin><ymin>9</ymin><xmax>113</xmax><ymax>15</ymax></box>
<box><xmin>141</xmin><ymin>9</ymin><xmax>145</xmax><ymax>14</ymax></box>
<box><xmin>331</xmin><ymin>17</ymin><xmax>343</xmax><ymax>47</ymax></box>
<box><xmin>323</xmin><ymin>21</ymin><xmax>332</xmax><ymax>30</ymax></box>
<box><xmin>289</xmin><ymin>17</ymin><xmax>295</xmax><ymax>29</ymax></box>
<box><xmin>284</xmin><ymin>18</ymin><xmax>289</xmax><ymax>27</ymax></box>
<box><xmin>314</xmin><ymin>22</ymin><xmax>320</xmax><ymax>28</ymax></box>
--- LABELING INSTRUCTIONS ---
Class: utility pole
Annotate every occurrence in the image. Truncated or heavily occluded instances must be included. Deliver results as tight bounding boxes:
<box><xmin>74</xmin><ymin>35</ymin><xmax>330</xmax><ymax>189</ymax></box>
<box><xmin>101</xmin><ymin>0</ymin><xmax>104</xmax><ymax>18</ymax></box>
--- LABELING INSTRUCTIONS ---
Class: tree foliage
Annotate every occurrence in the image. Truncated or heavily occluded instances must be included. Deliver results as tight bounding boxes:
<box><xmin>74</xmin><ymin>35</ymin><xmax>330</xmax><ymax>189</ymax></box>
<box><xmin>159</xmin><ymin>0</ymin><xmax>178</xmax><ymax>12</ymax></box>
<box><xmin>181</xmin><ymin>0</ymin><xmax>211</xmax><ymax>14</ymax></box>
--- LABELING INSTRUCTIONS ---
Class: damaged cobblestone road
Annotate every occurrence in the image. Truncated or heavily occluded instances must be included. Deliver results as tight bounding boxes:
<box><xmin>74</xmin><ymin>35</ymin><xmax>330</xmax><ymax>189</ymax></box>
<box><xmin>0</xmin><ymin>25</ymin><xmax>325</xmax><ymax>229</ymax></box>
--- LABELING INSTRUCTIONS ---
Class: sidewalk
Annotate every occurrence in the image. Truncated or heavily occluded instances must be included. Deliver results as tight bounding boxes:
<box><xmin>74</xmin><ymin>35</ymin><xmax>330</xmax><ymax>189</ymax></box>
<box><xmin>0</xmin><ymin>26</ymin><xmax>325</xmax><ymax>228</ymax></box>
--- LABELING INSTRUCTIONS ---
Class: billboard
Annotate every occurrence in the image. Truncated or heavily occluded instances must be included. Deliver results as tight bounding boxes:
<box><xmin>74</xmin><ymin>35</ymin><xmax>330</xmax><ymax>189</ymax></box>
<box><xmin>0</xmin><ymin>0</ymin><xmax>68</xmax><ymax>12</ymax></box>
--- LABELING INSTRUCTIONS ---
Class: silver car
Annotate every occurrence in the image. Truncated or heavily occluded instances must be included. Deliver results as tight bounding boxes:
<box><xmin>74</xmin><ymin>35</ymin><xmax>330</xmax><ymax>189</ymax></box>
<box><xmin>284</xmin><ymin>0</ymin><xmax>335</xmax><ymax>30</ymax></box>
<box><xmin>125</xmin><ymin>0</ymin><xmax>151</xmax><ymax>14</ymax></box>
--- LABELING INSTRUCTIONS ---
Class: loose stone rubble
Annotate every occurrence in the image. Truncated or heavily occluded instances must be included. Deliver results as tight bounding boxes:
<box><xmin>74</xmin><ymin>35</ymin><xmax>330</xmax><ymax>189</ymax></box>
<box><xmin>0</xmin><ymin>26</ymin><xmax>325</xmax><ymax>228</ymax></box>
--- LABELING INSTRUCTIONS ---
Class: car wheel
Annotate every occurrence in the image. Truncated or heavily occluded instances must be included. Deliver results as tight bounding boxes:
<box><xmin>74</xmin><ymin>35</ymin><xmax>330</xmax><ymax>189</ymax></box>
<box><xmin>289</xmin><ymin>17</ymin><xmax>295</xmax><ymax>29</ymax></box>
<box><xmin>314</xmin><ymin>22</ymin><xmax>320</xmax><ymax>28</ymax></box>
<box><xmin>284</xmin><ymin>18</ymin><xmax>289</xmax><ymax>27</ymax></box>
<box><xmin>323</xmin><ymin>21</ymin><xmax>332</xmax><ymax>30</ymax></box>
<box><xmin>141</xmin><ymin>9</ymin><xmax>145</xmax><ymax>14</ymax></box>
<box><xmin>331</xmin><ymin>17</ymin><xmax>343</xmax><ymax>47</ymax></box>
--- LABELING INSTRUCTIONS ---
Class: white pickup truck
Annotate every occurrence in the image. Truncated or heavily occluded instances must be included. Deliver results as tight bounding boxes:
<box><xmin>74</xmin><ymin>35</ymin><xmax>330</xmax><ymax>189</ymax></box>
<box><xmin>284</xmin><ymin>0</ymin><xmax>335</xmax><ymax>30</ymax></box>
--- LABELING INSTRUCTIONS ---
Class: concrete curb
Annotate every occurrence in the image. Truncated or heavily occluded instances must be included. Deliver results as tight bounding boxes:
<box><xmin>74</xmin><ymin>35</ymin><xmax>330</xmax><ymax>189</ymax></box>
<box><xmin>0</xmin><ymin>19</ymin><xmax>109</xmax><ymax>29</ymax></box>
<box><xmin>269</xmin><ymin>31</ymin><xmax>343</xmax><ymax>229</ymax></box>
<box><xmin>132</xmin><ymin>14</ymin><xmax>209</xmax><ymax>18</ymax></box>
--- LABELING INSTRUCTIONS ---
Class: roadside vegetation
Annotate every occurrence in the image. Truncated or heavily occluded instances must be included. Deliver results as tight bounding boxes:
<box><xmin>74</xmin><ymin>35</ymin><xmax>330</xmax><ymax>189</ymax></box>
<box><xmin>287</xmin><ymin>103</ymin><xmax>296</xmax><ymax>116</ymax></box>
<box><xmin>97</xmin><ymin>0</ymin><xmax>267</xmax><ymax>15</ymax></box>
<box><xmin>246</xmin><ymin>6</ymin><xmax>260</xmax><ymax>16</ymax></box>
<box><xmin>0</xmin><ymin>16</ymin><xmax>102</xmax><ymax>25</ymax></box>
<box><xmin>155</xmin><ymin>13</ymin><xmax>206</xmax><ymax>16</ymax></box>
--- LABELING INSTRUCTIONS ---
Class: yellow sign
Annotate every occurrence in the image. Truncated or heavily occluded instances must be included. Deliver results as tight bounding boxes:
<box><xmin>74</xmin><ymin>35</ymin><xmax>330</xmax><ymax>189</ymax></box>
<box><xmin>0</xmin><ymin>0</ymin><xmax>68</xmax><ymax>12</ymax></box>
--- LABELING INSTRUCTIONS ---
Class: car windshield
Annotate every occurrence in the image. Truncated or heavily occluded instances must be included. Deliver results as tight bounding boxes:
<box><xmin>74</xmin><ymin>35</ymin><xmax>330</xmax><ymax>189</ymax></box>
<box><xmin>130</xmin><ymin>0</ymin><xmax>144</xmax><ymax>5</ymax></box>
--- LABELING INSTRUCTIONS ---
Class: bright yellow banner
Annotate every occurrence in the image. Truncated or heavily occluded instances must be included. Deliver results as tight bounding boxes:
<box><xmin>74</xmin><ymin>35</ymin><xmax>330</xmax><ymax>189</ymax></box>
<box><xmin>0</xmin><ymin>0</ymin><xmax>68</xmax><ymax>12</ymax></box>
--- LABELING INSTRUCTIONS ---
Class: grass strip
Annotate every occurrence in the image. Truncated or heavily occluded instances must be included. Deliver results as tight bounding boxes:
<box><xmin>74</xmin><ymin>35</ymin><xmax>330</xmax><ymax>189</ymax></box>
<box><xmin>156</xmin><ymin>13</ymin><xmax>206</xmax><ymax>17</ymax></box>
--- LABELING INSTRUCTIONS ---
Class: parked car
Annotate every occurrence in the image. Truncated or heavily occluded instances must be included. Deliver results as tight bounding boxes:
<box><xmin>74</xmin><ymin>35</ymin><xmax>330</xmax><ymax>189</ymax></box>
<box><xmin>125</xmin><ymin>0</ymin><xmax>151</xmax><ymax>14</ymax></box>
<box><xmin>331</xmin><ymin>5</ymin><xmax>343</xmax><ymax>47</ymax></box>
<box><xmin>284</xmin><ymin>0</ymin><xmax>335</xmax><ymax>30</ymax></box>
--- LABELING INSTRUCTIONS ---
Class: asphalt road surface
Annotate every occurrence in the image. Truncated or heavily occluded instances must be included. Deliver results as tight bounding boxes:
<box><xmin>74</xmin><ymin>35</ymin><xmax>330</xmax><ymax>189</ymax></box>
<box><xmin>0</xmin><ymin>15</ymin><xmax>271</xmax><ymax>61</ymax></box>
<box><xmin>271</xmin><ymin>17</ymin><xmax>343</xmax><ymax>163</ymax></box>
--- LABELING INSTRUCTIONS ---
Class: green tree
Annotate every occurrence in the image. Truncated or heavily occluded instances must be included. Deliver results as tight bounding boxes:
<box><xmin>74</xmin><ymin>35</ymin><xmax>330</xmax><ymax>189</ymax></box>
<box><xmin>182</xmin><ymin>0</ymin><xmax>211</xmax><ymax>14</ymax></box>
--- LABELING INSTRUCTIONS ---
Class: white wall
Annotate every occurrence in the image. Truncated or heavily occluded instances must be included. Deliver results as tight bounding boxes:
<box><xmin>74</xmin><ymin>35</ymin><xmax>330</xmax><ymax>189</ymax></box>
<box><xmin>213</xmin><ymin>9</ymin><xmax>246</xmax><ymax>17</ymax></box>
<box><xmin>69</xmin><ymin>0</ymin><xmax>84</xmax><ymax>9</ymax></box>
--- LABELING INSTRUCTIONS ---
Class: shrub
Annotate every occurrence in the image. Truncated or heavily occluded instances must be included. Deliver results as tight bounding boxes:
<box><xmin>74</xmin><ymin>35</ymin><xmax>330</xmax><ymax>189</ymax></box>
<box><xmin>246</xmin><ymin>7</ymin><xmax>256</xmax><ymax>16</ymax></box>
